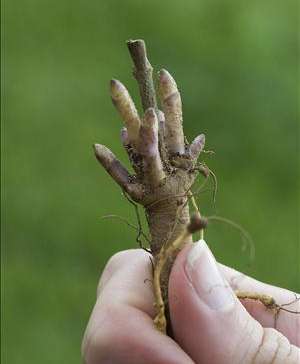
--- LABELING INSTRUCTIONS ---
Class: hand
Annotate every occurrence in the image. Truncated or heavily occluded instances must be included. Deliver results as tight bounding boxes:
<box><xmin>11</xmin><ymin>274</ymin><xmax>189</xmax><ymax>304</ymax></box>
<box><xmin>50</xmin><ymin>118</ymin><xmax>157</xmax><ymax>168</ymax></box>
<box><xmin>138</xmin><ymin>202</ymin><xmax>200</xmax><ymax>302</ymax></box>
<box><xmin>82</xmin><ymin>242</ymin><xmax>300</xmax><ymax>363</ymax></box>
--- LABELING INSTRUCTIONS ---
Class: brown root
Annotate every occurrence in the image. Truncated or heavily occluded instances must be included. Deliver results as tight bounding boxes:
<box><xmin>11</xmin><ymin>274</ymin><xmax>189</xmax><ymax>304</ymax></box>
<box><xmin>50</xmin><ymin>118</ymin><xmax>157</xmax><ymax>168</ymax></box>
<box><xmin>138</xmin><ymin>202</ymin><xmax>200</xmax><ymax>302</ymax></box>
<box><xmin>94</xmin><ymin>39</ymin><xmax>208</xmax><ymax>334</ymax></box>
<box><xmin>100</xmin><ymin>214</ymin><xmax>150</xmax><ymax>251</ymax></box>
<box><xmin>235</xmin><ymin>291</ymin><xmax>300</xmax><ymax>327</ymax></box>
<box><xmin>153</xmin><ymin>215</ymin><xmax>208</xmax><ymax>333</ymax></box>
<box><xmin>207</xmin><ymin>215</ymin><xmax>255</xmax><ymax>263</ymax></box>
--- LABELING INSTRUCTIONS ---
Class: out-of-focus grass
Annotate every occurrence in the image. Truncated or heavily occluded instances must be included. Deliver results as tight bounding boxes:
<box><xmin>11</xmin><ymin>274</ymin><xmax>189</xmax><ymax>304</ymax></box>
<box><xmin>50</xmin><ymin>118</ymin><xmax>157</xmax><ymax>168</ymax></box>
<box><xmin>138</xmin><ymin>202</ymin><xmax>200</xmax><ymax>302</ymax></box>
<box><xmin>1</xmin><ymin>0</ymin><xmax>299</xmax><ymax>362</ymax></box>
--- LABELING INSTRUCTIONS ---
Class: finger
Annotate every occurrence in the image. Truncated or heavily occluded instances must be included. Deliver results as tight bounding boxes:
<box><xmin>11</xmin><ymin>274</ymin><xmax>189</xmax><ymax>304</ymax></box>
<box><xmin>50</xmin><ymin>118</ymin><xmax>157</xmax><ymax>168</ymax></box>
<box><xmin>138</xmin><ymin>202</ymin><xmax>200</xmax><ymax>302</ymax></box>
<box><xmin>139</xmin><ymin>108</ymin><xmax>165</xmax><ymax>186</ymax></box>
<box><xmin>82</xmin><ymin>249</ymin><xmax>194</xmax><ymax>364</ymax></box>
<box><xmin>159</xmin><ymin>69</ymin><xmax>185</xmax><ymax>155</ymax></box>
<box><xmin>219</xmin><ymin>263</ymin><xmax>300</xmax><ymax>346</ymax></box>
<box><xmin>169</xmin><ymin>241</ymin><xmax>300</xmax><ymax>363</ymax></box>
<box><xmin>93</xmin><ymin>144</ymin><xmax>143</xmax><ymax>201</ymax></box>
<box><xmin>110</xmin><ymin>79</ymin><xmax>141</xmax><ymax>145</ymax></box>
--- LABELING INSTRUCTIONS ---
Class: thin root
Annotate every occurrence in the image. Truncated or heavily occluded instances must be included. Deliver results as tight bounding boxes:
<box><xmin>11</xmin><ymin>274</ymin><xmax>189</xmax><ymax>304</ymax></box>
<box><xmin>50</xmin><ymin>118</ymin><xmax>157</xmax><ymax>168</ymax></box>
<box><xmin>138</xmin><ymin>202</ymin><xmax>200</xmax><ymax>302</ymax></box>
<box><xmin>235</xmin><ymin>291</ymin><xmax>300</xmax><ymax>327</ymax></box>
<box><xmin>188</xmin><ymin>191</ymin><xmax>204</xmax><ymax>240</ymax></box>
<box><xmin>202</xmin><ymin>149</ymin><xmax>215</xmax><ymax>155</ymax></box>
<box><xmin>207</xmin><ymin>215</ymin><xmax>255</xmax><ymax>264</ymax></box>
<box><xmin>122</xmin><ymin>191</ymin><xmax>153</xmax><ymax>253</ymax></box>
<box><xmin>195</xmin><ymin>162</ymin><xmax>218</xmax><ymax>203</ymax></box>
<box><xmin>101</xmin><ymin>196</ymin><xmax>151</xmax><ymax>253</ymax></box>
<box><xmin>153</xmin><ymin>215</ymin><xmax>207</xmax><ymax>333</ymax></box>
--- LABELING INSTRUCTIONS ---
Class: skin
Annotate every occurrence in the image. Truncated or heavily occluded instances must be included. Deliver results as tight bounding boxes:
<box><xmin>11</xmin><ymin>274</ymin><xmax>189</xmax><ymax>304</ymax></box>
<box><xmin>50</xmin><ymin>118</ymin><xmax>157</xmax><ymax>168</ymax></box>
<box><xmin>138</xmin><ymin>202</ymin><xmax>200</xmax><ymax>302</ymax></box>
<box><xmin>82</xmin><ymin>243</ymin><xmax>300</xmax><ymax>364</ymax></box>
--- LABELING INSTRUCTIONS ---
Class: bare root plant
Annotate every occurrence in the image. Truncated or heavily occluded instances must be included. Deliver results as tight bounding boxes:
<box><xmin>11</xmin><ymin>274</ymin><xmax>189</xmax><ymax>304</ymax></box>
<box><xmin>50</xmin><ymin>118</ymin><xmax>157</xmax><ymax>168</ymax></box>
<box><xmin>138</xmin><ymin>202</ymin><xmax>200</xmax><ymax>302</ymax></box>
<box><xmin>93</xmin><ymin>39</ymin><xmax>299</xmax><ymax>335</ymax></box>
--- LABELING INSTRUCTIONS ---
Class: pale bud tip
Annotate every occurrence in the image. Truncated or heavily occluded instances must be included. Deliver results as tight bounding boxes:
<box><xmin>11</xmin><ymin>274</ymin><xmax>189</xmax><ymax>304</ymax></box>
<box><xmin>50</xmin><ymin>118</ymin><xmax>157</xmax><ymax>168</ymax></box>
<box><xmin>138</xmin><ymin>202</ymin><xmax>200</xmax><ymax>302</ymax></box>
<box><xmin>110</xmin><ymin>79</ymin><xmax>125</xmax><ymax>97</ymax></box>
<box><xmin>94</xmin><ymin>143</ymin><xmax>109</xmax><ymax>154</ymax></box>
<box><xmin>93</xmin><ymin>144</ymin><xmax>114</xmax><ymax>163</ymax></box>
<box><xmin>93</xmin><ymin>143</ymin><xmax>102</xmax><ymax>153</ymax></box>
<box><xmin>160</xmin><ymin>68</ymin><xmax>177</xmax><ymax>85</ymax></box>
<box><xmin>196</xmin><ymin>133</ymin><xmax>205</xmax><ymax>145</ymax></box>
<box><xmin>110</xmin><ymin>79</ymin><xmax>118</xmax><ymax>87</ymax></box>
<box><xmin>120</xmin><ymin>127</ymin><xmax>129</xmax><ymax>145</ymax></box>
<box><xmin>159</xmin><ymin>68</ymin><xmax>171</xmax><ymax>82</ymax></box>
<box><xmin>159</xmin><ymin>69</ymin><xmax>177</xmax><ymax>95</ymax></box>
<box><xmin>190</xmin><ymin>134</ymin><xmax>206</xmax><ymax>159</ymax></box>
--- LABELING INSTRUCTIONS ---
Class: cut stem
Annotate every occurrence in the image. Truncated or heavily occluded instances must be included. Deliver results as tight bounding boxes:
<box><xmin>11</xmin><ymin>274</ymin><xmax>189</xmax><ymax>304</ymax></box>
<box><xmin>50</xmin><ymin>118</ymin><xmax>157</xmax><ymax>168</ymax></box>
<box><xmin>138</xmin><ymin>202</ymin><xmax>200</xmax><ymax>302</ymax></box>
<box><xmin>127</xmin><ymin>39</ymin><xmax>167</xmax><ymax>162</ymax></box>
<box><xmin>127</xmin><ymin>39</ymin><xmax>157</xmax><ymax>111</ymax></box>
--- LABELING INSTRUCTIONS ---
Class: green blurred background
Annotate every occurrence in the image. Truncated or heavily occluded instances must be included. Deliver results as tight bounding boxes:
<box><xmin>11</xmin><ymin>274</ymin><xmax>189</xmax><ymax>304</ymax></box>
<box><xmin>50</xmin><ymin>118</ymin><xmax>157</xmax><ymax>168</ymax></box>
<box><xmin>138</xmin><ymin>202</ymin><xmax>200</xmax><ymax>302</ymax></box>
<box><xmin>1</xmin><ymin>0</ymin><xmax>299</xmax><ymax>362</ymax></box>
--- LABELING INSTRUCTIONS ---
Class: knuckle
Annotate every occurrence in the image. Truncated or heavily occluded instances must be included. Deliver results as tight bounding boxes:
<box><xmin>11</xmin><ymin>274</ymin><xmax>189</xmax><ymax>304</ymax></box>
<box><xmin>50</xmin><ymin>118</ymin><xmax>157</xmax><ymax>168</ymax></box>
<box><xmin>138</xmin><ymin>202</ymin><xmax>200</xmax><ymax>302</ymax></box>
<box><xmin>232</xmin><ymin>317</ymin><xmax>260</xmax><ymax>363</ymax></box>
<box><xmin>251</xmin><ymin>328</ymin><xmax>292</xmax><ymax>364</ymax></box>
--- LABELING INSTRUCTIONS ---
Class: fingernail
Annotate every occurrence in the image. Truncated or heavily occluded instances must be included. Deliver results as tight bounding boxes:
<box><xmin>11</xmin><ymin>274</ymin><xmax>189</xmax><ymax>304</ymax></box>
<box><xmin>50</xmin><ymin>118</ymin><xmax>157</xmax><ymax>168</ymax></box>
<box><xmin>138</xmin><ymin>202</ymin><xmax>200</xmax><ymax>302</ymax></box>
<box><xmin>185</xmin><ymin>240</ymin><xmax>235</xmax><ymax>310</ymax></box>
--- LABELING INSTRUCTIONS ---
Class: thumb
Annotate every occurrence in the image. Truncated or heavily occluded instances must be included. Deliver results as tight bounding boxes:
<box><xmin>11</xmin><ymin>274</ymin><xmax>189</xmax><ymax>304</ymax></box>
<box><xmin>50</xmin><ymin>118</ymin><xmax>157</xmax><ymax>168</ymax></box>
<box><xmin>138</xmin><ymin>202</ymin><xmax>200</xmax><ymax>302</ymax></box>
<box><xmin>168</xmin><ymin>240</ymin><xmax>299</xmax><ymax>364</ymax></box>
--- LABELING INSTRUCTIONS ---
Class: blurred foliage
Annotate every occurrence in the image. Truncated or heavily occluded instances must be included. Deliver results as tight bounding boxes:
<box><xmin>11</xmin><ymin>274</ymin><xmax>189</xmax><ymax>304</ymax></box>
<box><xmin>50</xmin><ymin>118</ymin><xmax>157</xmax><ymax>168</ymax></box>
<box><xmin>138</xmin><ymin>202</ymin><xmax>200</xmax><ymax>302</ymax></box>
<box><xmin>1</xmin><ymin>0</ymin><xmax>299</xmax><ymax>362</ymax></box>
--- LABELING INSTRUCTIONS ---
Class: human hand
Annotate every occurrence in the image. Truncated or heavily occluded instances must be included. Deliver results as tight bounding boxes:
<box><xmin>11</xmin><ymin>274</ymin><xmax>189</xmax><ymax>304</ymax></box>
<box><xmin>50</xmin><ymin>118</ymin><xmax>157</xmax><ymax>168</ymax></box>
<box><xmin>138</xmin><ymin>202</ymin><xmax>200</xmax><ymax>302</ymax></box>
<box><xmin>82</xmin><ymin>241</ymin><xmax>300</xmax><ymax>363</ymax></box>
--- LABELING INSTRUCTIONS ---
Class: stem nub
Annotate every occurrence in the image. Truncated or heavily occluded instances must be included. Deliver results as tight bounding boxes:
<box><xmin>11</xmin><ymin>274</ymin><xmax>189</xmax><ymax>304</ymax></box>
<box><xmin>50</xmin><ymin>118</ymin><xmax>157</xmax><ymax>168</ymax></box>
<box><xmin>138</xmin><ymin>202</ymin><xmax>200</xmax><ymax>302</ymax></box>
<box><xmin>127</xmin><ymin>39</ymin><xmax>158</xmax><ymax>112</ymax></box>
